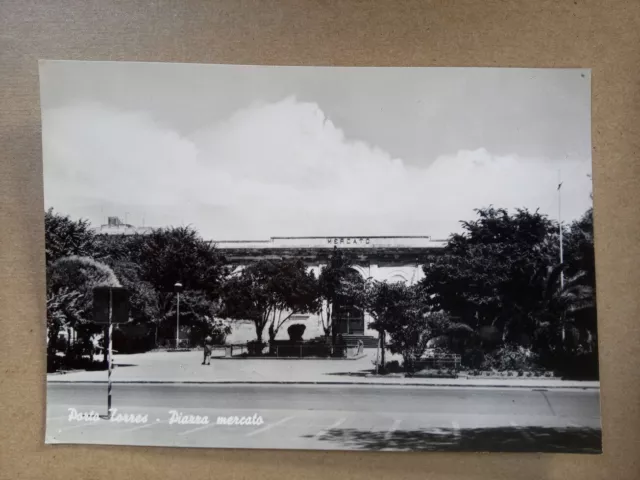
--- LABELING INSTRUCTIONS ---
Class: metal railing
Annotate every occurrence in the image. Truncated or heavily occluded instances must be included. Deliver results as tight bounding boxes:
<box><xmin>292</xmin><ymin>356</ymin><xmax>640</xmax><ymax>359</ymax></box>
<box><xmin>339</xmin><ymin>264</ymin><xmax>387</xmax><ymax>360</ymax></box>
<box><xmin>205</xmin><ymin>340</ymin><xmax>366</xmax><ymax>359</ymax></box>
<box><xmin>414</xmin><ymin>354</ymin><xmax>462</xmax><ymax>371</ymax></box>
<box><xmin>271</xmin><ymin>341</ymin><xmax>365</xmax><ymax>358</ymax></box>
<box><xmin>218</xmin><ymin>344</ymin><xmax>249</xmax><ymax>357</ymax></box>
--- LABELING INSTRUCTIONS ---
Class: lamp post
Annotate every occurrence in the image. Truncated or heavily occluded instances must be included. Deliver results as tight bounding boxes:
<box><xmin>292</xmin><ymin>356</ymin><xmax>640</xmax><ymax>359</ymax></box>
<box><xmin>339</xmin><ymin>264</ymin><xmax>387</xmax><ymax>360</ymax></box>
<box><xmin>174</xmin><ymin>282</ymin><xmax>183</xmax><ymax>349</ymax></box>
<box><xmin>557</xmin><ymin>170</ymin><xmax>566</xmax><ymax>343</ymax></box>
<box><xmin>558</xmin><ymin>170</ymin><xmax>564</xmax><ymax>289</ymax></box>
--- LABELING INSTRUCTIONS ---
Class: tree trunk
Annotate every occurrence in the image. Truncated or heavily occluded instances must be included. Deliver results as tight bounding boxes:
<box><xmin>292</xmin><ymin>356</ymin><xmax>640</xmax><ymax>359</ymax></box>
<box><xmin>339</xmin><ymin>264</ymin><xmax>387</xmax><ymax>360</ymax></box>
<box><xmin>322</xmin><ymin>304</ymin><xmax>331</xmax><ymax>339</ymax></box>
<box><xmin>330</xmin><ymin>297</ymin><xmax>338</xmax><ymax>346</ymax></box>
<box><xmin>380</xmin><ymin>330</ymin><xmax>386</xmax><ymax>371</ymax></box>
<box><xmin>268</xmin><ymin>323</ymin><xmax>276</xmax><ymax>355</ymax></box>
<box><xmin>47</xmin><ymin>326</ymin><xmax>60</xmax><ymax>358</ymax></box>
<box><xmin>255</xmin><ymin>322</ymin><xmax>265</xmax><ymax>344</ymax></box>
<box><xmin>403</xmin><ymin>354</ymin><xmax>414</xmax><ymax>375</ymax></box>
<box><xmin>66</xmin><ymin>327</ymin><xmax>72</xmax><ymax>356</ymax></box>
<box><xmin>268</xmin><ymin>323</ymin><xmax>276</xmax><ymax>342</ymax></box>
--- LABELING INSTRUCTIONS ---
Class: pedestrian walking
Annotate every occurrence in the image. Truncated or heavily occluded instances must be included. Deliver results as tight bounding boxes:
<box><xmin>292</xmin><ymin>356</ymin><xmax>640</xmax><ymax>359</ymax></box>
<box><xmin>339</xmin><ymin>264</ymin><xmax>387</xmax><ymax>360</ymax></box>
<box><xmin>202</xmin><ymin>335</ymin><xmax>213</xmax><ymax>365</ymax></box>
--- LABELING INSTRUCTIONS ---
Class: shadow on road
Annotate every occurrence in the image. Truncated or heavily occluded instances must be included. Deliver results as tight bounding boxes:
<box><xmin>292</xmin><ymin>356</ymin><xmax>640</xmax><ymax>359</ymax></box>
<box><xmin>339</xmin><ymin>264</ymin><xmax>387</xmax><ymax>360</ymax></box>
<box><xmin>304</xmin><ymin>426</ymin><xmax>602</xmax><ymax>453</ymax></box>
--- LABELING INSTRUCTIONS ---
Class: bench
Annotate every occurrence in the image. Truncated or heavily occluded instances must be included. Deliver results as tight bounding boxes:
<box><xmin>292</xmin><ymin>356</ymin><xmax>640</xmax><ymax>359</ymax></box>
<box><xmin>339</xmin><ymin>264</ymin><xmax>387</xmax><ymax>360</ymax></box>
<box><xmin>414</xmin><ymin>354</ymin><xmax>462</xmax><ymax>371</ymax></box>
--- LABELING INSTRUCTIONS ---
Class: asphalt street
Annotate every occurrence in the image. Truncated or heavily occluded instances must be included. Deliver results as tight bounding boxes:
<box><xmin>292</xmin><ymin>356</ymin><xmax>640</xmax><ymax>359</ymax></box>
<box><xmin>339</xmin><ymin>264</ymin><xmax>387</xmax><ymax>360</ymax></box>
<box><xmin>46</xmin><ymin>383</ymin><xmax>602</xmax><ymax>452</ymax></box>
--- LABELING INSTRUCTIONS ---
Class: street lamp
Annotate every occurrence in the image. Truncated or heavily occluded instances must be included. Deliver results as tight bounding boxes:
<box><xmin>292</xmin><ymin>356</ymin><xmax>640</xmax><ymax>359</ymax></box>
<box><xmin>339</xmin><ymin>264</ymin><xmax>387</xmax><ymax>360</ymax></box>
<box><xmin>174</xmin><ymin>282</ymin><xmax>183</xmax><ymax>349</ymax></box>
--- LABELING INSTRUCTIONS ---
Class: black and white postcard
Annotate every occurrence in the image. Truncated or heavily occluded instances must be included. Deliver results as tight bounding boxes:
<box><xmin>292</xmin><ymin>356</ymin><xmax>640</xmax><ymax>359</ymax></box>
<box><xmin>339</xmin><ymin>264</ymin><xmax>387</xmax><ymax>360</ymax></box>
<box><xmin>41</xmin><ymin>61</ymin><xmax>600</xmax><ymax>453</ymax></box>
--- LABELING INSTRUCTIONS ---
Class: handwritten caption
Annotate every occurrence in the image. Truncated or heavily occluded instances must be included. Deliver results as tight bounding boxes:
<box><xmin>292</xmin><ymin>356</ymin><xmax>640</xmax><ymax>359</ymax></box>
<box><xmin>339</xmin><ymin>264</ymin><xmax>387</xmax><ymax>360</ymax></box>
<box><xmin>66</xmin><ymin>408</ymin><xmax>264</xmax><ymax>426</ymax></box>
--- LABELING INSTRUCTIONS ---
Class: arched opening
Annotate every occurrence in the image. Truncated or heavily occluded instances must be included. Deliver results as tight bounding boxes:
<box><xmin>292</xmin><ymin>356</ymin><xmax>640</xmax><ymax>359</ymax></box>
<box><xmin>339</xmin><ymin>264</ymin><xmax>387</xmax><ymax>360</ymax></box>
<box><xmin>388</xmin><ymin>273</ymin><xmax>409</xmax><ymax>284</ymax></box>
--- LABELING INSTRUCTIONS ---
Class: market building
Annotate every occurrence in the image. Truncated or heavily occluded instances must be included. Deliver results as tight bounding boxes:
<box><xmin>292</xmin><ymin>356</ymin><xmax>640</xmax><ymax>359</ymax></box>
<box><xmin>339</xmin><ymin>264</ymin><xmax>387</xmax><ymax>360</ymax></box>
<box><xmin>92</xmin><ymin>220</ymin><xmax>448</xmax><ymax>345</ymax></box>
<box><xmin>213</xmin><ymin>236</ymin><xmax>446</xmax><ymax>343</ymax></box>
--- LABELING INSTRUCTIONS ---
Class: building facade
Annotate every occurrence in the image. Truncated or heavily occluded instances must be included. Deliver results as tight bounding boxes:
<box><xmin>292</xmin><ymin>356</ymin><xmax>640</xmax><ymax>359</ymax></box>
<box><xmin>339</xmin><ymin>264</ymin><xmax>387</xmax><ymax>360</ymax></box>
<box><xmin>214</xmin><ymin>236</ymin><xmax>446</xmax><ymax>340</ymax></box>
<box><xmin>92</xmin><ymin>220</ymin><xmax>447</xmax><ymax>343</ymax></box>
<box><xmin>93</xmin><ymin>216</ymin><xmax>153</xmax><ymax>236</ymax></box>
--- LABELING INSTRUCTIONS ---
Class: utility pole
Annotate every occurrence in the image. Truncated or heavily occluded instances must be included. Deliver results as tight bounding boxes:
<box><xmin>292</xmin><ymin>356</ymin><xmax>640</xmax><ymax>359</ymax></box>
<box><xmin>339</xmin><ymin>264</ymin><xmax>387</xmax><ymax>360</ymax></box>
<box><xmin>558</xmin><ymin>170</ymin><xmax>564</xmax><ymax>289</ymax></box>
<box><xmin>174</xmin><ymin>282</ymin><xmax>183</xmax><ymax>349</ymax></box>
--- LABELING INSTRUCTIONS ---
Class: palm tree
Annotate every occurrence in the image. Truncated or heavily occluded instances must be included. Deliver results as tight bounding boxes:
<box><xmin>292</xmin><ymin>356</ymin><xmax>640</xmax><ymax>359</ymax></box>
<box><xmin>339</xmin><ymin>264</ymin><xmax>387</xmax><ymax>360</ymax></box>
<box><xmin>47</xmin><ymin>255</ymin><xmax>121</xmax><ymax>363</ymax></box>
<box><xmin>536</xmin><ymin>263</ymin><xmax>596</xmax><ymax>353</ymax></box>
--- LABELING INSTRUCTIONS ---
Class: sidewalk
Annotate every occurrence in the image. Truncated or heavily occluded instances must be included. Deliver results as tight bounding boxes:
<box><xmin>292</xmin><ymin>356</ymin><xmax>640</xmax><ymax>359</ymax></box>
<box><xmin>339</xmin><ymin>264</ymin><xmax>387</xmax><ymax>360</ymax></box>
<box><xmin>46</xmin><ymin>350</ymin><xmax>600</xmax><ymax>389</ymax></box>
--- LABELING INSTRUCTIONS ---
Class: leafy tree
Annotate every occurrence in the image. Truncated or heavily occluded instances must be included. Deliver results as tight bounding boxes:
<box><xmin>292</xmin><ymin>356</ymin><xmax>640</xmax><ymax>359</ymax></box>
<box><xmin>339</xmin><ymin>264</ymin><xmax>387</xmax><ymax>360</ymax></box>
<box><xmin>44</xmin><ymin>209</ymin><xmax>98</xmax><ymax>265</ymax></box>
<box><xmin>369</xmin><ymin>282</ymin><xmax>471</xmax><ymax>373</ymax></box>
<box><xmin>421</xmin><ymin>207</ymin><xmax>558</xmax><ymax>347</ymax></box>
<box><xmin>46</xmin><ymin>287</ymin><xmax>82</xmax><ymax>358</ymax></box>
<box><xmin>164</xmin><ymin>290</ymin><xmax>230</xmax><ymax>346</ymax></box>
<box><xmin>318</xmin><ymin>248</ymin><xmax>363</xmax><ymax>344</ymax></box>
<box><xmin>263</xmin><ymin>259</ymin><xmax>319</xmax><ymax>343</ymax></box>
<box><xmin>564</xmin><ymin>208</ymin><xmax>594</xmax><ymax>275</ymax></box>
<box><xmin>106</xmin><ymin>258</ymin><xmax>161</xmax><ymax>343</ymax></box>
<box><xmin>48</xmin><ymin>256</ymin><xmax>120</xmax><ymax>312</ymax></box>
<box><xmin>220</xmin><ymin>259</ymin><xmax>319</xmax><ymax>348</ymax></box>
<box><xmin>220</xmin><ymin>268</ymin><xmax>268</xmax><ymax>344</ymax></box>
<box><xmin>122</xmin><ymin>227</ymin><xmax>229</xmax><ymax>341</ymax></box>
<box><xmin>125</xmin><ymin>226</ymin><xmax>228</xmax><ymax>296</ymax></box>
<box><xmin>354</xmin><ymin>280</ymin><xmax>405</xmax><ymax>371</ymax></box>
<box><xmin>44</xmin><ymin>210</ymin><xmax>115</xmax><ymax>365</ymax></box>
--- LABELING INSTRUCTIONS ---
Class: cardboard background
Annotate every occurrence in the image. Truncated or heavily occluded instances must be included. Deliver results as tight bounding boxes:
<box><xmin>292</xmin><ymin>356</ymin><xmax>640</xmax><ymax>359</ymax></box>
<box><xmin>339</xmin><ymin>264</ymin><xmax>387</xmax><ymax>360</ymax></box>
<box><xmin>1</xmin><ymin>0</ymin><xmax>638</xmax><ymax>478</ymax></box>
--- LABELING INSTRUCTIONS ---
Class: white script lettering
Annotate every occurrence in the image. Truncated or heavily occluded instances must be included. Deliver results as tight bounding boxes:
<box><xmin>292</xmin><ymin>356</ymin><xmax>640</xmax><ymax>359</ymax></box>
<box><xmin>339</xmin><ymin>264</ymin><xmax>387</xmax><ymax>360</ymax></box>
<box><xmin>67</xmin><ymin>408</ymin><xmax>100</xmax><ymax>422</ymax></box>
<box><xmin>168</xmin><ymin>410</ymin><xmax>210</xmax><ymax>425</ymax></box>
<box><xmin>108</xmin><ymin>408</ymin><xmax>148</xmax><ymax>424</ymax></box>
<box><xmin>216</xmin><ymin>414</ymin><xmax>264</xmax><ymax>426</ymax></box>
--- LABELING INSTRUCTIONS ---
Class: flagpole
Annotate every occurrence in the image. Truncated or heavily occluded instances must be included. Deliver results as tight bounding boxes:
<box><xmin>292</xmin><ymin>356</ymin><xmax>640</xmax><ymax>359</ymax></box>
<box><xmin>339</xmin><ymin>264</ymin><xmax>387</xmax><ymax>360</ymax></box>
<box><xmin>558</xmin><ymin>170</ymin><xmax>564</xmax><ymax>289</ymax></box>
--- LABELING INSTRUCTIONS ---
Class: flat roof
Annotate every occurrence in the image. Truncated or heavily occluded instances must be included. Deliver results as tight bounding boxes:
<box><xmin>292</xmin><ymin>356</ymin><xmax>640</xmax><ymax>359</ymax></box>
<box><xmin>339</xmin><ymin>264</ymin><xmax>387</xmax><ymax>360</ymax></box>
<box><xmin>212</xmin><ymin>236</ymin><xmax>447</xmax><ymax>249</ymax></box>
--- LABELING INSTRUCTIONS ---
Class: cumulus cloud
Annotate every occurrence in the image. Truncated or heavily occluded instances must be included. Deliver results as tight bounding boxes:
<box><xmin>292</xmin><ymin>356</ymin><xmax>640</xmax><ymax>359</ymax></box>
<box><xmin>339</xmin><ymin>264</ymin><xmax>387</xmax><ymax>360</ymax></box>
<box><xmin>42</xmin><ymin>97</ymin><xmax>593</xmax><ymax>240</ymax></box>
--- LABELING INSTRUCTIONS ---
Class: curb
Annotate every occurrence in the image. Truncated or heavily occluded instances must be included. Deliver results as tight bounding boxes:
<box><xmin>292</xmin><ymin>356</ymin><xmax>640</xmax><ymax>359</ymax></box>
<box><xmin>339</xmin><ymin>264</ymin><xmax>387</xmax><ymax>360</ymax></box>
<box><xmin>211</xmin><ymin>355</ymin><xmax>368</xmax><ymax>361</ymax></box>
<box><xmin>46</xmin><ymin>380</ymin><xmax>600</xmax><ymax>389</ymax></box>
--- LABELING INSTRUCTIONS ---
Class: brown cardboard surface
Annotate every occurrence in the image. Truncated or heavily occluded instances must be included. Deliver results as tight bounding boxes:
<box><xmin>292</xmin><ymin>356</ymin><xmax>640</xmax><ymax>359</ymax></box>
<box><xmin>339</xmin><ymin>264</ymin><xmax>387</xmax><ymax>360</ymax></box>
<box><xmin>0</xmin><ymin>0</ymin><xmax>638</xmax><ymax>478</ymax></box>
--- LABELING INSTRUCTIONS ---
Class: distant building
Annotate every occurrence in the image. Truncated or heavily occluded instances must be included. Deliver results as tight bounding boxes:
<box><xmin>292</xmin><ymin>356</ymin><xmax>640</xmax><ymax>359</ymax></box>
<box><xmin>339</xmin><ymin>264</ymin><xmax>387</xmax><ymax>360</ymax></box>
<box><xmin>93</xmin><ymin>216</ymin><xmax>153</xmax><ymax>237</ymax></box>
<box><xmin>213</xmin><ymin>236</ymin><xmax>446</xmax><ymax>341</ymax></box>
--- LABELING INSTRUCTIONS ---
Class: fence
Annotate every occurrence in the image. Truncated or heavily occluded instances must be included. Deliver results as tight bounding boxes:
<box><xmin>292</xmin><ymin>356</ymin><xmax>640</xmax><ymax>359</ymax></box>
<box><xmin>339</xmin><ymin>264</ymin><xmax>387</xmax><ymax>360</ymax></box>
<box><xmin>161</xmin><ymin>338</ymin><xmax>191</xmax><ymax>350</ymax></box>
<box><xmin>413</xmin><ymin>354</ymin><xmax>462</xmax><ymax>372</ymax></box>
<box><xmin>270</xmin><ymin>340</ymin><xmax>364</xmax><ymax>358</ymax></box>
<box><xmin>216</xmin><ymin>344</ymin><xmax>249</xmax><ymax>357</ymax></box>
<box><xmin>202</xmin><ymin>340</ymin><xmax>366</xmax><ymax>359</ymax></box>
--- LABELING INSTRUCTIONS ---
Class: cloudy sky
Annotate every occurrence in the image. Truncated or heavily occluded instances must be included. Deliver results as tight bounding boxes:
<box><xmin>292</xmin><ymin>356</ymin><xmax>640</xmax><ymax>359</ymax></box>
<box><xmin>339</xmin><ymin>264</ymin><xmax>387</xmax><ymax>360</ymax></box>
<box><xmin>40</xmin><ymin>61</ymin><xmax>592</xmax><ymax>240</ymax></box>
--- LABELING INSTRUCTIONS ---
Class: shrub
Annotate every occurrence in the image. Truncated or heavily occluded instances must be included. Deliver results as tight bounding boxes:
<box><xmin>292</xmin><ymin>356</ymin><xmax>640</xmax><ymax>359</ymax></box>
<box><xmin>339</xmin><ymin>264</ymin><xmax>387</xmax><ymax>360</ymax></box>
<box><xmin>113</xmin><ymin>326</ymin><xmax>156</xmax><ymax>354</ymax></box>
<box><xmin>540</xmin><ymin>349</ymin><xmax>599</xmax><ymax>380</ymax></box>
<box><xmin>47</xmin><ymin>354</ymin><xmax>63</xmax><ymax>373</ymax></box>
<box><xmin>482</xmin><ymin>345</ymin><xmax>539</xmax><ymax>372</ymax></box>
<box><xmin>461</xmin><ymin>347</ymin><xmax>485</xmax><ymax>370</ymax></box>
<box><xmin>247</xmin><ymin>340</ymin><xmax>266</xmax><ymax>356</ymax></box>
<box><xmin>382</xmin><ymin>360</ymin><xmax>402</xmax><ymax>373</ymax></box>
<box><xmin>287</xmin><ymin>324</ymin><xmax>306</xmax><ymax>342</ymax></box>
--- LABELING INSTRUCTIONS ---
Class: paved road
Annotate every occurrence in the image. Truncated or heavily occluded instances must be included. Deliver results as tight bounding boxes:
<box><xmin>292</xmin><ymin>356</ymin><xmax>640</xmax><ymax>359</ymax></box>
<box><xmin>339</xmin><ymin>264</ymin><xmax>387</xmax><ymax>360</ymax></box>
<box><xmin>46</xmin><ymin>383</ymin><xmax>601</xmax><ymax>452</ymax></box>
